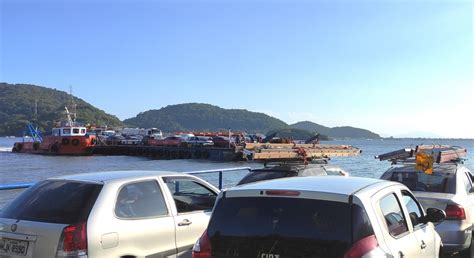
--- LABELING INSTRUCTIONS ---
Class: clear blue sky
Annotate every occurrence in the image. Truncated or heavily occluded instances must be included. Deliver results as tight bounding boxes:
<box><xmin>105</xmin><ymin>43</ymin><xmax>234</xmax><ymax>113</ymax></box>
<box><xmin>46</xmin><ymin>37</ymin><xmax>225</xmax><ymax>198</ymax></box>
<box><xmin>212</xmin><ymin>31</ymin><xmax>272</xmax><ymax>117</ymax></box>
<box><xmin>1</xmin><ymin>0</ymin><xmax>472</xmax><ymax>138</ymax></box>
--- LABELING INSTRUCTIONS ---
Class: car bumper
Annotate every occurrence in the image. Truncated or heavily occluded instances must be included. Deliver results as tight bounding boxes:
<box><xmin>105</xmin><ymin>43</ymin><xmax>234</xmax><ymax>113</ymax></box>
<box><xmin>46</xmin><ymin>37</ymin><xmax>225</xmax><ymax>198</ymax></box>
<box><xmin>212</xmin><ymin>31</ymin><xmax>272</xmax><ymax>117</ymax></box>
<box><xmin>437</xmin><ymin>222</ymin><xmax>472</xmax><ymax>253</ymax></box>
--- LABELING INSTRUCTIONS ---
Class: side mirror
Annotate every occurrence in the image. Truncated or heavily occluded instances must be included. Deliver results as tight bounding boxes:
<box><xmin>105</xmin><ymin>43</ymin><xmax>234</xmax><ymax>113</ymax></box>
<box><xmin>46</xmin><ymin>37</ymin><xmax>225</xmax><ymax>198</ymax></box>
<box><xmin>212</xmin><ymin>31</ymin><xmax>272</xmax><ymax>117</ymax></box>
<box><xmin>469</xmin><ymin>187</ymin><xmax>474</xmax><ymax>193</ymax></box>
<box><xmin>423</xmin><ymin>208</ymin><xmax>446</xmax><ymax>224</ymax></box>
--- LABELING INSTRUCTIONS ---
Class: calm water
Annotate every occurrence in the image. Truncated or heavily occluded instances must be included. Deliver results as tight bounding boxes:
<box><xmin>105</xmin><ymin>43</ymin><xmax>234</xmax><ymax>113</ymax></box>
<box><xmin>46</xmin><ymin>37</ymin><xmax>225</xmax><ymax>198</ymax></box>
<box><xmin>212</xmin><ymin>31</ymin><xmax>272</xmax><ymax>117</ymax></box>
<box><xmin>1</xmin><ymin>137</ymin><xmax>473</xmax><ymax>208</ymax></box>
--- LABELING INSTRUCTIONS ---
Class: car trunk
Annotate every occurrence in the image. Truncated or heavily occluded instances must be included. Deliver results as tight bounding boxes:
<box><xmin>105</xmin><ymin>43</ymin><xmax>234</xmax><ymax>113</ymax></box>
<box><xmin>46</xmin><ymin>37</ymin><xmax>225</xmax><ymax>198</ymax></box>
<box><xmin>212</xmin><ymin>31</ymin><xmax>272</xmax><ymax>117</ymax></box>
<box><xmin>0</xmin><ymin>180</ymin><xmax>102</xmax><ymax>258</ymax></box>
<box><xmin>413</xmin><ymin>192</ymin><xmax>455</xmax><ymax>211</ymax></box>
<box><xmin>0</xmin><ymin>218</ymin><xmax>66</xmax><ymax>257</ymax></box>
<box><xmin>206</xmin><ymin>196</ymin><xmax>356</xmax><ymax>258</ymax></box>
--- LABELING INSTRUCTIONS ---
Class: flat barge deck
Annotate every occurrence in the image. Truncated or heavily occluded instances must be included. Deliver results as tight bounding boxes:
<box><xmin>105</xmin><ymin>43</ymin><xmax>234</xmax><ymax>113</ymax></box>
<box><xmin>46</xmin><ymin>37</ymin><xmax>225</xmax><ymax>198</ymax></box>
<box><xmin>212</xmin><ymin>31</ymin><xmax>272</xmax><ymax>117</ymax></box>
<box><xmin>92</xmin><ymin>145</ymin><xmax>242</xmax><ymax>161</ymax></box>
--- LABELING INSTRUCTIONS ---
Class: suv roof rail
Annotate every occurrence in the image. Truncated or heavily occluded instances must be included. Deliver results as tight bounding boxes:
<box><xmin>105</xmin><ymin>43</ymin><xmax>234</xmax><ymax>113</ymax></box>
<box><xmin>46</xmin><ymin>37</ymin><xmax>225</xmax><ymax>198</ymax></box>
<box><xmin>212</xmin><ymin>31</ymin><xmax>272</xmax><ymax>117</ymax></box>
<box><xmin>263</xmin><ymin>158</ymin><xmax>328</xmax><ymax>168</ymax></box>
<box><xmin>376</xmin><ymin>145</ymin><xmax>467</xmax><ymax>164</ymax></box>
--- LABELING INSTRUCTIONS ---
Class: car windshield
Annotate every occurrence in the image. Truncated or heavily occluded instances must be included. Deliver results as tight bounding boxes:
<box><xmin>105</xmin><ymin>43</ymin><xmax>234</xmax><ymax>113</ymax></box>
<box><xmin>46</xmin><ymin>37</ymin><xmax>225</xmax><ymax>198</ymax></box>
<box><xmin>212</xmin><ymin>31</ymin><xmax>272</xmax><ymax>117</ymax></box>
<box><xmin>387</xmin><ymin>165</ymin><xmax>456</xmax><ymax>193</ymax></box>
<box><xmin>1</xmin><ymin>180</ymin><xmax>102</xmax><ymax>224</ymax></box>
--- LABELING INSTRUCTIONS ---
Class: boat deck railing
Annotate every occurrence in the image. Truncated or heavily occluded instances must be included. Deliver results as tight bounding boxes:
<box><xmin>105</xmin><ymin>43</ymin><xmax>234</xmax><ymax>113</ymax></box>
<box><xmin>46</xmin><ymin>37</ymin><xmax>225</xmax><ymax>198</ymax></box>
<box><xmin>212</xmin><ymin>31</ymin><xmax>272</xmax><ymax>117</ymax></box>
<box><xmin>0</xmin><ymin>167</ymin><xmax>252</xmax><ymax>191</ymax></box>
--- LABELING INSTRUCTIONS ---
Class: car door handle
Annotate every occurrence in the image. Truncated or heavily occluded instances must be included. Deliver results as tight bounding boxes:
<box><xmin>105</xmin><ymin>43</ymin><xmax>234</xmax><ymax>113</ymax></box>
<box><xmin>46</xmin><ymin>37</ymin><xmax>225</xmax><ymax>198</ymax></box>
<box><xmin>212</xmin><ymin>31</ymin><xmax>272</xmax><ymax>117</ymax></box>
<box><xmin>178</xmin><ymin>219</ymin><xmax>192</xmax><ymax>226</ymax></box>
<box><xmin>420</xmin><ymin>240</ymin><xmax>427</xmax><ymax>249</ymax></box>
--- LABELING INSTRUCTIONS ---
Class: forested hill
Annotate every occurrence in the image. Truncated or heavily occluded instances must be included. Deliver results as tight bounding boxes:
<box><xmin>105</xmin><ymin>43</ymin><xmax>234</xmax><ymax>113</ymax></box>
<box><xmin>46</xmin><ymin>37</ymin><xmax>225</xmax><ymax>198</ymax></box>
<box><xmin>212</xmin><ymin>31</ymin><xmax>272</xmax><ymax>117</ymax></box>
<box><xmin>0</xmin><ymin>83</ymin><xmax>123</xmax><ymax>136</ymax></box>
<box><xmin>290</xmin><ymin>121</ymin><xmax>381</xmax><ymax>139</ymax></box>
<box><xmin>124</xmin><ymin>103</ymin><xmax>288</xmax><ymax>133</ymax></box>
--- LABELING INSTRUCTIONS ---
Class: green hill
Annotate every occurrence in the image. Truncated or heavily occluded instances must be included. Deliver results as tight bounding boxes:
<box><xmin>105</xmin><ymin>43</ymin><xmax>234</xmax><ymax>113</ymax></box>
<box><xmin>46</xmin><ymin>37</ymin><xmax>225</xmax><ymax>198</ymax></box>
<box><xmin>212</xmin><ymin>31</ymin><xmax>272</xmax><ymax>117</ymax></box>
<box><xmin>290</xmin><ymin>121</ymin><xmax>380</xmax><ymax>139</ymax></box>
<box><xmin>0</xmin><ymin>83</ymin><xmax>123</xmax><ymax>136</ymax></box>
<box><xmin>124</xmin><ymin>103</ymin><xmax>288</xmax><ymax>133</ymax></box>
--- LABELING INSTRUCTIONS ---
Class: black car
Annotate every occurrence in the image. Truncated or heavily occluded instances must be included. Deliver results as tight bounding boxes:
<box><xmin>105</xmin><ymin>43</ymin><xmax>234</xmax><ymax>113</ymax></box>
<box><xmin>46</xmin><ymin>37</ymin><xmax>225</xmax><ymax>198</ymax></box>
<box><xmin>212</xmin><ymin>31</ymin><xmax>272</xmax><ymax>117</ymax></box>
<box><xmin>236</xmin><ymin>162</ymin><xmax>348</xmax><ymax>185</ymax></box>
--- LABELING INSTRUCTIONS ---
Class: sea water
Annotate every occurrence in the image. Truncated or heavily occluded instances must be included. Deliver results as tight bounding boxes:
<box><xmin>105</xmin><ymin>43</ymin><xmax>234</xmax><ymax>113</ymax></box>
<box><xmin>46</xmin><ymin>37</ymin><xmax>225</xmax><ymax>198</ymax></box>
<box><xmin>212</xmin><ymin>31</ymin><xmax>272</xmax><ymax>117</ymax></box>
<box><xmin>1</xmin><ymin>137</ymin><xmax>473</xmax><ymax>208</ymax></box>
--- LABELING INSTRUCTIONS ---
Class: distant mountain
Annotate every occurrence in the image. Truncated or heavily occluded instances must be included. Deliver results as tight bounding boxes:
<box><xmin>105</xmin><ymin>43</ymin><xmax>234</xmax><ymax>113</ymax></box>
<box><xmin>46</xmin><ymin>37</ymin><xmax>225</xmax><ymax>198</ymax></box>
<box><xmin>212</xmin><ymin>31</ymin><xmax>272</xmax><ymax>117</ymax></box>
<box><xmin>124</xmin><ymin>103</ymin><xmax>288</xmax><ymax>133</ymax></box>
<box><xmin>290</xmin><ymin>121</ymin><xmax>380</xmax><ymax>139</ymax></box>
<box><xmin>0</xmin><ymin>83</ymin><xmax>123</xmax><ymax>136</ymax></box>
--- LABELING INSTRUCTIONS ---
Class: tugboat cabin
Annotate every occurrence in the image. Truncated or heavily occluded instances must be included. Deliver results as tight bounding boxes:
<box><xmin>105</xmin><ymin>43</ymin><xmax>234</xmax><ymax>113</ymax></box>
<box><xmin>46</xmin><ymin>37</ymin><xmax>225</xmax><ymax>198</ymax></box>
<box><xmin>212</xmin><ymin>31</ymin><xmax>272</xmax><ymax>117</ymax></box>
<box><xmin>52</xmin><ymin>127</ymin><xmax>88</xmax><ymax>136</ymax></box>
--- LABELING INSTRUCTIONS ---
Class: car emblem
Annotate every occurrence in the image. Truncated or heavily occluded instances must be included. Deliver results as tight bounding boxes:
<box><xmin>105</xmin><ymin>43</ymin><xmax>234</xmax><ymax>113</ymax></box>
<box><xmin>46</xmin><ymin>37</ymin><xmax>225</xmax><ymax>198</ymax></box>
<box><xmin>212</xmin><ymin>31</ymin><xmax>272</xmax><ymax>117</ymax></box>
<box><xmin>11</xmin><ymin>223</ymin><xmax>17</xmax><ymax>232</ymax></box>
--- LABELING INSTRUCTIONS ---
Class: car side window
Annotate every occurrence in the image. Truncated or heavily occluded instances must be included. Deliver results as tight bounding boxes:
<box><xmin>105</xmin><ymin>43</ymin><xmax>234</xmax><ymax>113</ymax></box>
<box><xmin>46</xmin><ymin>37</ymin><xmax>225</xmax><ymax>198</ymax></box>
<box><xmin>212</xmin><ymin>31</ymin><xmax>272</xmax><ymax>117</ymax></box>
<box><xmin>379</xmin><ymin>193</ymin><xmax>409</xmax><ymax>237</ymax></box>
<box><xmin>163</xmin><ymin>177</ymin><xmax>217</xmax><ymax>213</ymax></box>
<box><xmin>115</xmin><ymin>180</ymin><xmax>168</xmax><ymax>219</ymax></box>
<box><xmin>463</xmin><ymin>172</ymin><xmax>472</xmax><ymax>193</ymax></box>
<box><xmin>401</xmin><ymin>191</ymin><xmax>424</xmax><ymax>228</ymax></box>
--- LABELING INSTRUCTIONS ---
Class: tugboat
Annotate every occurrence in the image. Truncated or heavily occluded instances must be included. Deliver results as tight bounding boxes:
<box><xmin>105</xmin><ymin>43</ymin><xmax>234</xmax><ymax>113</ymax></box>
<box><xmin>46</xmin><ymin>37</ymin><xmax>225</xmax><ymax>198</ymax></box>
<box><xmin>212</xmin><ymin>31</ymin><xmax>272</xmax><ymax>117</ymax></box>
<box><xmin>12</xmin><ymin>107</ymin><xmax>97</xmax><ymax>155</ymax></box>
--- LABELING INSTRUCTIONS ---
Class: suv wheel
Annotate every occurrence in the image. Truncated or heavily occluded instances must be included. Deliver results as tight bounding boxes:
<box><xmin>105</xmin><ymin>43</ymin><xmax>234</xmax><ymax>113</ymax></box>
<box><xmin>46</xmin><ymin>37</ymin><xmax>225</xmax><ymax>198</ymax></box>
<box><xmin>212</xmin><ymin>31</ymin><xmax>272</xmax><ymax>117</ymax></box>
<box><xmin>459</xmin><ymin>231</ymin><xmax>474</xmax><ymax>258</ymax></box>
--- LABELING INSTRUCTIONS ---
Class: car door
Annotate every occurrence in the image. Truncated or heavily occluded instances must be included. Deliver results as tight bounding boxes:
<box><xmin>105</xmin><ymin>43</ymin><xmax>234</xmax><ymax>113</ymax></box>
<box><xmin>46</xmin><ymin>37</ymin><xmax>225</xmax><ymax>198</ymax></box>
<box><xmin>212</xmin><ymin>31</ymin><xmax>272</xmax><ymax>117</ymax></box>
<box><xmin>162</xmin><ymin>176</ymin><xmax>218</xmax><ymax>258</ymax></box>
<box><xmin>400</xmin><ymin>190</ymin><xmax>437</xmax><ymax>258</ymax></box>
<box><xmin>101</xmin><ymin>179</ymin><xmax>177</xmax><ymax>258</ymax></box>
<box><xmin>373</xmin><ymin>189</ymin><xmax>422</xmax><ymax>258</ymax></box>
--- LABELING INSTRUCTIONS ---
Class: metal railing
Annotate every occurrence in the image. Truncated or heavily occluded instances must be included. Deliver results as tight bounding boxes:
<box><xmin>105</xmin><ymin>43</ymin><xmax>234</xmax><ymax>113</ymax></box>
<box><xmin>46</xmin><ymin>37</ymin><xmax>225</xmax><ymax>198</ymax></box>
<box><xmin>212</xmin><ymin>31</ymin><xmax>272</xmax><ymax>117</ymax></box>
<box><xmin>0</xmin><ymin>167</ymin><xmax>252</xmax><ymax>191</ymax></box>
<box><xmin>187</xmin><ymin>167</ymin><xmax>251</xmax><ymax>189</ymax></box>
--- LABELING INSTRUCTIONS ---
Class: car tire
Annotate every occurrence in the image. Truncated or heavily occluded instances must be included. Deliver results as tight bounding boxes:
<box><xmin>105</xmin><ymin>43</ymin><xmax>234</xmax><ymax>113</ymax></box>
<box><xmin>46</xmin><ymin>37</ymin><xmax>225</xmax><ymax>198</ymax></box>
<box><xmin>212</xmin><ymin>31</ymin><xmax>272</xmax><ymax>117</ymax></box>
<box><xmin>460</xmin><ymin>231</ymin><xmax>474</xmax><ymax>258</ymax></box>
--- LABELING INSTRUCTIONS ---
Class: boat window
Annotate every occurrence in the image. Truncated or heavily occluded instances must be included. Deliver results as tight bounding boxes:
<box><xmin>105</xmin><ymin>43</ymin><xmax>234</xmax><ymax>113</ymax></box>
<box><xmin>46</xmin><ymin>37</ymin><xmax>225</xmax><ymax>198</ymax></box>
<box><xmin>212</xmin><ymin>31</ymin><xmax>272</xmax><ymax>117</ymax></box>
<box><xmin>63</xmin><ymin>128</ymin><xmax>71</xmax><ymax>134</ymax></box>
<box><xmin>73</xmin><ymin>128</ymin><xmax>80</xmax><ymax>134</ymax></box>
<box><xmin>52</xmin><ymin>129</ymin><xmax>60</xmax><ymax>136</ymax></box>
<box><xmin>81</xmin><ymin>129</ymin><xmax>86</xmax><ymax>134</ymax></box>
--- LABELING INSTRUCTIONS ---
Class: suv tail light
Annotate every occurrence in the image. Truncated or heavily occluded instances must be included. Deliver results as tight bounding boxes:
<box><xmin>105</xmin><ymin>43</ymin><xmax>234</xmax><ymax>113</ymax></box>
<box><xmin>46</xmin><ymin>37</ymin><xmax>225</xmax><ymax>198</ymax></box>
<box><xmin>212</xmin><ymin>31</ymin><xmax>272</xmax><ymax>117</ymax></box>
<box><xmin>445</xmin><ymin>204</ymin><xmax>466</xmax><ymax>220</ymax></box>
<box><xmin>192</xmin><ymin>229</ymin><xmax>211</xmax><ymax>258</ymax></box>
<box><xmin>56</xmin><ymin>222</ymin><xmax>87</xmax><ymax>257</ymax></box>
<box><xmin>344</xmin><ymin>234</ymin><xmax>378</xmax><ymax>258</ymax></box>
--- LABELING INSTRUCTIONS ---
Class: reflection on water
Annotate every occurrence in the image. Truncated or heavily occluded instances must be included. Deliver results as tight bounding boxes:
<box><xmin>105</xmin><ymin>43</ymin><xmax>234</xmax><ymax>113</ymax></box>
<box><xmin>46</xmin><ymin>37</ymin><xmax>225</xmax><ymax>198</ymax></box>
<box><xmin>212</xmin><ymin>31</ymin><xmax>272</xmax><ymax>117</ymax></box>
<box><xmin>1</xmin><ymin>137</ymin><xmax>473</xmax><ymax>208</ymax></box>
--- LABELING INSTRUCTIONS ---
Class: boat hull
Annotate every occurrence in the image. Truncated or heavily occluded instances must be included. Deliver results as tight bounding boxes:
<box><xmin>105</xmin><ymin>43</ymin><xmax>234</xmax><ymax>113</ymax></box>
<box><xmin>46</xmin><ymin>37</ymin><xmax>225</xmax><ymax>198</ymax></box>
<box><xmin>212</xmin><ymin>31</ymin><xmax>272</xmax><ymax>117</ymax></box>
<box><xmin>12</xmin><ymin>135</ymin><xmax>96</xmax><ymax>156</ymax></box>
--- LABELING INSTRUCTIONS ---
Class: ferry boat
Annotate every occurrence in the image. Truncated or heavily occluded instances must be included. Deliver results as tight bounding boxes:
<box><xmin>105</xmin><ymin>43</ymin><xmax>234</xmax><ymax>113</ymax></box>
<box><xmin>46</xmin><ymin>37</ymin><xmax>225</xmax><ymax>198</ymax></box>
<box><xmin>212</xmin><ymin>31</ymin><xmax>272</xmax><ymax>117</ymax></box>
<box><xmin>12</xmin><ymin>108</ymin><xmax>97</xmax><ymax>155</ymax></box>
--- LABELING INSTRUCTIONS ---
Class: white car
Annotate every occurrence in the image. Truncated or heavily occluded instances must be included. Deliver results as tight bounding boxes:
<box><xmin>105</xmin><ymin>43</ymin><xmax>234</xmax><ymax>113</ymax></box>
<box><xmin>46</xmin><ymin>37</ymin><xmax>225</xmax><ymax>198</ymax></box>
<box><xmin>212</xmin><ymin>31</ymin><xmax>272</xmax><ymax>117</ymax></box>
<box><xmin>0</xmin><ymin>170</ymin><xmax>219</xmax><ymax>258</ymax></box>
<box><xmin>381</xmin><ymin>162</ymin><xmax>474</xmax><ymax>257</ymax></box>
<box><xmin>193</xmin><ymin>176</ymin><xmax>445</xmax><ymax>258</ymax></box>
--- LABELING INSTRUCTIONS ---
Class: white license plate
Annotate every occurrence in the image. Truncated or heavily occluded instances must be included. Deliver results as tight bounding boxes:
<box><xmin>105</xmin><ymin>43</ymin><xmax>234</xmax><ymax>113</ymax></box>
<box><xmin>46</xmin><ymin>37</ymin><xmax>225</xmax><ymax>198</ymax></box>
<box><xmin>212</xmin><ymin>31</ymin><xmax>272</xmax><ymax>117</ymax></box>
<box><xmin>0</xmin><ymin>238</ymin><xmax>29</xmax><ymax>256</ymax></box>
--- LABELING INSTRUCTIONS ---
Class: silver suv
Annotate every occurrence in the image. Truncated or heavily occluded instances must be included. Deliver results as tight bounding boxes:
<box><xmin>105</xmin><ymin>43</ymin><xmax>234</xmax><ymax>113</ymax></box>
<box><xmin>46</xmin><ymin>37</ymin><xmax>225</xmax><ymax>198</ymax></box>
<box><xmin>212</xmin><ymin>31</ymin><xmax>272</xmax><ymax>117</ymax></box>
<box><xmin>381</xmin><ymin>162</ymin><xmax>474</xmax><ymax>257</ymax></box>
<box><xmin>0</xmin><ymin>171</ymin><xmax>219</xmax><ymax>258</ymax></box>
<box><xmin>193</xmin><ymin>176</ymin><xmax>445</xmax><ymax>258</ymax></box>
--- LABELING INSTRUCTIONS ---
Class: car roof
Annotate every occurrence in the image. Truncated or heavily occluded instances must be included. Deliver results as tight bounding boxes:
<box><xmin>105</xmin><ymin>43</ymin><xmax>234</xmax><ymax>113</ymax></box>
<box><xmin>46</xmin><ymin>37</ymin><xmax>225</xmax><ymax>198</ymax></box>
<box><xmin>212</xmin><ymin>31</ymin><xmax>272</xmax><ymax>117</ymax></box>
<box><xmin>53</xmin><ymin>170</ymin><xmax>187</xmax><ymax>183</ymax></box>
<box><xmin>231</xmin><ymin>176</ymin><xmax>389</xmax><ymax>196</ymax></box>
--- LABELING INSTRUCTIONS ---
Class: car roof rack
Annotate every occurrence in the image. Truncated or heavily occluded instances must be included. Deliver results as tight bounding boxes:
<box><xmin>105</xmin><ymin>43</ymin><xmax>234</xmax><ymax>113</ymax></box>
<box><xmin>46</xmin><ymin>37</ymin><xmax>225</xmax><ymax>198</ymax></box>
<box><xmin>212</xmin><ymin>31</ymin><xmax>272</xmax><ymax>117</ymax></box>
<box><xmin>375</xmin><ymin>145</ymin><xmax>467</xmax><ymax>165</ymax></box>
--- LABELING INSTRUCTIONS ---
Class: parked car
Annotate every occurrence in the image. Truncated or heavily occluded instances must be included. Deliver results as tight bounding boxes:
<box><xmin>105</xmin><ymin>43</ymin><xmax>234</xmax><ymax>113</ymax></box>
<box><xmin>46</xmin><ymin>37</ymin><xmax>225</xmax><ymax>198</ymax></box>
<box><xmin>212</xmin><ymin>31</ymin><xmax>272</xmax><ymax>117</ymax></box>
<box><xmin>0</xmin><ymin>170</ymin><xmax>219</xmax><ymax>258</ymax></box>
<box><xmin>211</xmin><ymin>136</ymin><xmax>234</xmax><ymax>148</ymax></box>
<box><xmin>147</xmin><ymin>136</ymin><xmax>184</xmax><ymax>147</ymax></box>
<box><xmin>105</xmin><ymin>135</ymin><xmax>125</xmax><ymax>145</ymax></box>
<box><xmin>193</xmin><ymin>176</ymin><xmax>445</xmax><ymax>258</ymax></box>
<box><xmin>381</xmin><ymin>162</ymin><xmax>474</xmax><ymax>257</ymax></box>
<box><xmin>185</xmin><ymin>136</ymin><xmax>214</xmax><ymax>147</ymax></box>
<box><xmin>236</xmin><ymin>162</ymin><xmax>348</xmax><ymax>185</ymax></box>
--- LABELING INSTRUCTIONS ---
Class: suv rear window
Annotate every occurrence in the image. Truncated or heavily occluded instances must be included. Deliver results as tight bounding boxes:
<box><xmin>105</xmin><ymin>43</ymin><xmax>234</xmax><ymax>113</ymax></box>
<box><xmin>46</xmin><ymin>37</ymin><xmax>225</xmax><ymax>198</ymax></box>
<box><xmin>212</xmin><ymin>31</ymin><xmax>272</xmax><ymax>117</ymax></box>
<box><xmin>1</xmin><ymin>180</ymin><xmax>102</xmax><ymax>224</ymax></box>
<box><xmin>207</xmin><ymin>197</ymin><xmax>355</xmax><ymax>258</ymax></box>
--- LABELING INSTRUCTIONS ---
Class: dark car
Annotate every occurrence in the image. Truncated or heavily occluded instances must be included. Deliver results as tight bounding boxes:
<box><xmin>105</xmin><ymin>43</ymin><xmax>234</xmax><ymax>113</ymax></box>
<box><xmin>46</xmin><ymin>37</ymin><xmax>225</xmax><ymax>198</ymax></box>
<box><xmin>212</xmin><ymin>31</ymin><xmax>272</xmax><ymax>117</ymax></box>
<box><xmin>185</xmin><ymin>136</ymin><xmax>214</xmax><ymax>147</ymax></box>
<box><xmin>236</xmin><ymin>162</ymin><xmax>348</xmax><ymax>186</ymax></box>
<box><xmin>147</xmin><ymin>136</ymin><xmax>184</xmax><ymax>147</ymax></box>
<box><xmin>211</xmin><ymin>136</ymin><xmax>235</xmax><ymax>148</ymax></box>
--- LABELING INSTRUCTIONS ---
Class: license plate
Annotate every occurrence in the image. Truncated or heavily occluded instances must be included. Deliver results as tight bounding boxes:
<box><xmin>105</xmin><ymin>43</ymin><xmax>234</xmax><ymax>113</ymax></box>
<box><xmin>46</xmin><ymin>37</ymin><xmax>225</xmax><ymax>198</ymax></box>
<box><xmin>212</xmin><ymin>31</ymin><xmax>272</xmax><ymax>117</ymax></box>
<box><xmin>0</xmin><ymin>238</ymin><xmax>29</xmax><ymax>256</ymax></box>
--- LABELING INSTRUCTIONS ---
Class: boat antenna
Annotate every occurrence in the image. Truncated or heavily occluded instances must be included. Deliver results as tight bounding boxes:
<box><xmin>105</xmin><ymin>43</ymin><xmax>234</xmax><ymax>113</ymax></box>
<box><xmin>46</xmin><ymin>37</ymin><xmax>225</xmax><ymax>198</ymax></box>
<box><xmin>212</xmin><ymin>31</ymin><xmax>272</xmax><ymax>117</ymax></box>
<box><xmin>69</xmin><ymin>85</ymin><xmax>77</xmax><ymax>123</ymax></box>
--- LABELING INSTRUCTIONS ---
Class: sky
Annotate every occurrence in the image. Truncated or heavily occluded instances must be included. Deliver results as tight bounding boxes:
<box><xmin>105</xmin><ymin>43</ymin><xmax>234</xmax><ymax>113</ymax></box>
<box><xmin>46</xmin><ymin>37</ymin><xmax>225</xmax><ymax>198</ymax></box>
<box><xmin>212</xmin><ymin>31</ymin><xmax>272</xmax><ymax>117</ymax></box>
<box><xmin>0</xmin><ymin>0</ymin><xmax>473</xmax><ymax>138</ymax></box>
